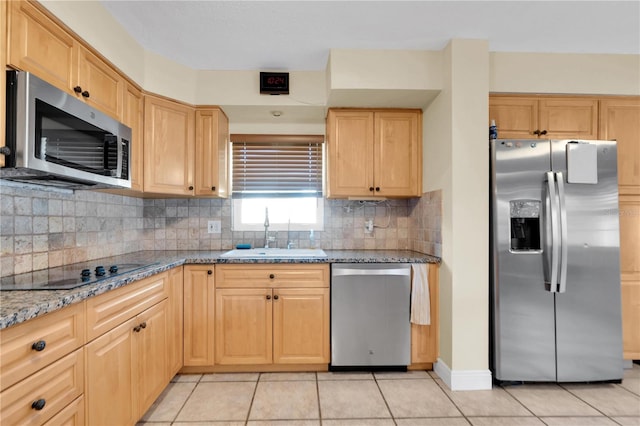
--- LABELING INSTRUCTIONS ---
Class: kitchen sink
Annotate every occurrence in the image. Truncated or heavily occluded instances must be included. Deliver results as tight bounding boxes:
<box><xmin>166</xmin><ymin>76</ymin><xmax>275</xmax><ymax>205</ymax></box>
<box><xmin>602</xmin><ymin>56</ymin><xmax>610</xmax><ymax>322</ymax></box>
<box><xmin>220</xmin><ymin>248</ymin><xmax>327</xmax><ymax>259</ymax></box>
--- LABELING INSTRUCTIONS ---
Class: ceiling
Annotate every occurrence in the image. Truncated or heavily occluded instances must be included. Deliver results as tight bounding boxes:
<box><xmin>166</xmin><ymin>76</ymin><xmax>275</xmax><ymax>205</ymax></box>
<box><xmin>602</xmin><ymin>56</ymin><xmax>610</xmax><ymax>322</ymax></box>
<box><xmin>100</xmin><ymin>1</ymin><xmax>640</xmax><ymax>72</ymax></box>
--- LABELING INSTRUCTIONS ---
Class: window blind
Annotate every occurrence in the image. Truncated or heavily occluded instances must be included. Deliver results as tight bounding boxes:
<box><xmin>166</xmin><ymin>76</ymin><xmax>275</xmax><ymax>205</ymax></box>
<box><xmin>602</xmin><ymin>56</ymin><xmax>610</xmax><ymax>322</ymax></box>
<box><xmin>231</xmin><ymin>134</ymin><xmax>324</xmax><ymax>197</ymax></box>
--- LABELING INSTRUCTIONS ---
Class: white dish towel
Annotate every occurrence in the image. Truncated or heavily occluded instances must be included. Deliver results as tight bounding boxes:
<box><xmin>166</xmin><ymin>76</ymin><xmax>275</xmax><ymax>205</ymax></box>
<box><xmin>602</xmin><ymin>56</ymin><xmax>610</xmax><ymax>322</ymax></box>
<box><xmin>410</xmin><ymin>264</ymin><xmax>431</xmax><ymax>325</ymax></box>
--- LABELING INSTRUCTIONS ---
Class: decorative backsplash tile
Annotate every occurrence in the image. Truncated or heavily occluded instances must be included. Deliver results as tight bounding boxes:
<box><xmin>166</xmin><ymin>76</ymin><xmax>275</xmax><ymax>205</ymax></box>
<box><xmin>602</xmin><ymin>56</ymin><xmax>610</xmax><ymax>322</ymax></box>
<box><xmin>0</xmin><ymin>183</ymin><xmax>442</xmax><ymax>277</ymax></box>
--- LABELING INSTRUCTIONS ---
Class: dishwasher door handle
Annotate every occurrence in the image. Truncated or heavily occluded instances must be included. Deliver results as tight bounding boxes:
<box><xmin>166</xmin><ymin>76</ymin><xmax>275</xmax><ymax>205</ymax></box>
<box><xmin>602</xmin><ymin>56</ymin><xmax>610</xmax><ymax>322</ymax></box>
<box><xmin>332</xmin><ymin>267</ymin><xmax>411</xmax><ymax>277</ymax></box>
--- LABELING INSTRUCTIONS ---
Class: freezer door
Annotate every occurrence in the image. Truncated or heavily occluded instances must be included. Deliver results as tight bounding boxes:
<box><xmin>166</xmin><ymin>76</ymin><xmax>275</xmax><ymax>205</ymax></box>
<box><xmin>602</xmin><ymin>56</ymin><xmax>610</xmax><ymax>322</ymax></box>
<box><xmin>551</xmin><ymin>140</ymin><xmax>623</xmax><ymax>382</ymax></box>
<box><xmin>490</xmin><ymin>139</ymin><xmax>556</xmax><ymax>382</ymax></box>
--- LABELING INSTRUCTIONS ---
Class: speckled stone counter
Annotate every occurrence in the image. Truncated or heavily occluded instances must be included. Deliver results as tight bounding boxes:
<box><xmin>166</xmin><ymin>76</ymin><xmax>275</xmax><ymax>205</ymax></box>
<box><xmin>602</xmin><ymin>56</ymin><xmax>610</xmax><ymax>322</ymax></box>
<box><xmin>0</xmin><ymin>249</ymin><xmax>439</xmax><ymax>330</ymax></box>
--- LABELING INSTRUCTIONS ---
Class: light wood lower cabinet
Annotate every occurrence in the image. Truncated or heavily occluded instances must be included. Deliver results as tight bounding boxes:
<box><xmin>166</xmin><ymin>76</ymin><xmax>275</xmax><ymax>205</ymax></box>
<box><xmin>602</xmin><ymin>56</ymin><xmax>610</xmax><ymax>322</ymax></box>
<box><xmin>410</xmin><ymin>263</ymin><xmax>439</xmax><ymax>366</ymax></box>
<box><xmin>183</xmin><ymin>265</ymin><xmax>216</xmax><ymax>366</ymax></box>
<box><xmin>0</xmin><ymin>349</ymin><xmax>84</xmax><ymax>426</ymax></box>
<box><xmin>214</xmin><ymin>264</ymin><xmax>331</xmax><ymax>366</ymax></box>
<box><xmin>167</xmin><ymin>266</ymin><xmax>184</xmax><ymax>377</ymax></box>
<box><xmin>85</xmin><ymin>271</ymin><xmax>172</xmax><ymax>426</ymax></box>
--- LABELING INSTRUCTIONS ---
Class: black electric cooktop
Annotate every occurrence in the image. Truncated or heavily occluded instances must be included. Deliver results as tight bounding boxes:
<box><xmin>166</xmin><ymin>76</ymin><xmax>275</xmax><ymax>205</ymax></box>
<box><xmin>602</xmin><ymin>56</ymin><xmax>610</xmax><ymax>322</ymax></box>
<box><xmin>0</xmin><ymin>256</ymin><xmax>158</xmax><ymax>291</ymax></box>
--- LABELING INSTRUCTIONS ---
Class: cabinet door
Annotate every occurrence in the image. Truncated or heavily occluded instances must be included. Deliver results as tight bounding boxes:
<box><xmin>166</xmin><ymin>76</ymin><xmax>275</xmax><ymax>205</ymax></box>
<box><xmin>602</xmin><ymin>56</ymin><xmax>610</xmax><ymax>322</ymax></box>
<box><xmin>600</xmin><ymin>98</ymin><xmax>640</xmax><ymax>359</ymax></box>
<box><xmin>273</xmin><ymin>288</ymin><xmax>330</xmax><ymax>364</ymax></box>
<box><xmin>410</xmin><ymin>264</ymin><xmax>439</xmax><ymax>364</ymax></box>
<box><xmin>183</xmin><ymin>265</ymin><xmax>215</xmax><ymax>366</ymax></box>
<box><xmin>42</xmin><ymin>395</ymin><xmax>84</xmax><ymax>426</ymax></box>
<box><xmin>123</xmin><ymin>82</ymin><xmax>144</xmax><ymax>192</ymax></box>
<box><xmin>326</xmin><ymin>110</ymin><xmax>375</xmax><ymax>198</ymax></box>
<box><xmin>195</xmin><ymin>108</ymin><xmax>229</xmax><ymax>197</ymax></box>
<box><xmin>167</xmin><ymin>266</ymin><xmax>184</xmax><ymax>377</ymax></box>
<box><xmin>215</xmin><ymin>288</ymin><xmax>272</xmax><ymax>365</ymax></box>
<box><xmin>489</xmin><ymin>97</ymin><xmax>539</xmax><ymax>139</ymax></box>
<box><xmin>374</xmin><ymin>111</ymin><xmax>421</xmax><ymax>197</ymax></box>
<box><xmin>599</xmin><ymin>99</ymin><xmax>640</xmax><ymax>195</ymax></box>
<box><xmin>539</xmin><ymin>98</ymin><xmax>598</xmax><ymax>140</ymax></box>
<box><xmin>85</xmin><ymin>318</ymin><xmax>137</xmax><ymax>426</ymax></box>
<box><xmin>75</xmin><ymin>44</ymin><xmax>124</xmax><ymax>119</ymax></box>
<box><xmin>144</xmin><ymin>95</ymin><xmax>195</xmax><ymax>195</ymax></box>
<box><xmin>1</xmin><ymin>0</ymin><xmax>6</xmax><ymax>168</ymax></box>
<box><xmin>136</xmin><ymin>300</ymin><xmax>168</xmax><ymax>418</ymax></box>
<box><xmin>7</xmin><ymin>1</ymin><xmax>75</xmax><ymax>94</ymax></box>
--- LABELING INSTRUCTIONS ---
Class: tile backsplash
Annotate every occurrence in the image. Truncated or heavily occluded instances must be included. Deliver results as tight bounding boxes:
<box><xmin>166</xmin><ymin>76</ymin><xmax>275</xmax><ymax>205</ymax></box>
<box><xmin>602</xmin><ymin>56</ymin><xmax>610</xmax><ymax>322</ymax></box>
<box><xmin>0</xmin><ymin>183</ymin><xmax>442</xmax><ymax>277</ymax></box>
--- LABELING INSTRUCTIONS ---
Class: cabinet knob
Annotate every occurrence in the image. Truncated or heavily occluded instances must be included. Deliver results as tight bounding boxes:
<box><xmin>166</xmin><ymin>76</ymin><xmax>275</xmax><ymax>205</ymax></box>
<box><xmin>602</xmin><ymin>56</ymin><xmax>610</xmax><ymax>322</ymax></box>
<box><xmin>73</xmin><ymin>86</ymin><xmax>82</xmax><ymax>94</ymax></box>
<box><xmin>133</xmin><ymin>325</ymin><xmax>141</xmax><ymax>332</ymax></box>
<box><xmin>188</xmin><ymin>186</ymin><xmax>194</xmax><ymax>191</ymax></box>
<box><xmin>375</xmin><ymin>187</ymin><xmax>380</xmax><ymax>192</ymax></box>
<box><xmin>266</xmin><ymin>294</ymin><xmax>271</xmax><ymax>300</ymax></box>
<box><xmin>207</xmin><ymin>270</ymin><xmax>212</xmax><ymax>275</ymax></box>
<box><xmin>32</xmin><ymin>399</ymin><xmax>46</xmax><ymax>411</ymax></box>
<box><xmin>273</xmin><ymin>294</ymin><xmax>279</xmax><ymax>300</ymax></box>
<box><xmin>369</xmin><ymin>186</ymin><xmax>374</xmax><ymax>192</ymax></box>
<box><xmin>269</xmin><ymin>274</ymin><xmax>275</xmax><ymax>279</ymax></box>
<box><xmin>211</xmin><ymin>186</ymin><xmax>216</xmax><ymax>191</ymax></box>
<box><xmin>533</xmin><ymin>130</ymin><xmax>540</xmax><ymax>136</ymax></box>
<box><xmin>0</xmin><ymin>146</ymin><xmax>12</xmax><ymax>156</ymax></box>
<box><xmin>140</xmin><ymin>322</ymin><xmax>147</xmax><ymax>329</ymax></box>
<box><xmin>32</xmin><ymin>340</ymin><xmax>46</xmax><ymax>351</ymax></box>
<box><xmin>540</xmin><ymin>130</ymin><xmax>548</xmax><ymax>135</ymax></box>
<box><xmin>81</xmin><ymin>90</ymin><xmax>90</xmax><ymax>98</ymax></box>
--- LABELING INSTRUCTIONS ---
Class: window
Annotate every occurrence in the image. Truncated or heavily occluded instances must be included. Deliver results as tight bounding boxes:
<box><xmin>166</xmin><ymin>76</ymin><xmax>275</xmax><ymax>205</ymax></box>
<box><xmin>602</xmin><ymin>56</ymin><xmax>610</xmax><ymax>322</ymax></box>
<box><xmin>231</xmin><ymin>134</ymin><xmax>324</xmax><ymax>231</ymax></box>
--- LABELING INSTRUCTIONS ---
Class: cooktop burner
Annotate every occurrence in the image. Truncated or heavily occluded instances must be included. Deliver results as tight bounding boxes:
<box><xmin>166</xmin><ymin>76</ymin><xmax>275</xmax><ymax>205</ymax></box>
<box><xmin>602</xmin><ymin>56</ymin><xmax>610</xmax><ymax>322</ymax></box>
<box><xmin>0</xmin><ymin>258</ymin><xmax>158</xmax><ymax>291</ymax></box>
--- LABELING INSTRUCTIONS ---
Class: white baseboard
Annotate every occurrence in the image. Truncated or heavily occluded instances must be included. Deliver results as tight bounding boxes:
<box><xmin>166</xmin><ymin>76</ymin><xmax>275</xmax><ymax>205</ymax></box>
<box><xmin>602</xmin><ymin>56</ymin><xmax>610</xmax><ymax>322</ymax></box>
<box><xmin>434</xmin><ymin>358</ymin><xmax>493</xmax><ymax>390</ymax></box>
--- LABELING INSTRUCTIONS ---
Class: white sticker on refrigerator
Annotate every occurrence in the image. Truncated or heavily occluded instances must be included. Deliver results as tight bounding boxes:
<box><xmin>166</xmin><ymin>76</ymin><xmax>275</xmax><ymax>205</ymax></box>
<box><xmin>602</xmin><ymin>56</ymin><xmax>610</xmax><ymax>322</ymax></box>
<box><xmin>567</xmin><ymin>142</ymin><xmax>598</xmax><ymax>184</ymax></box>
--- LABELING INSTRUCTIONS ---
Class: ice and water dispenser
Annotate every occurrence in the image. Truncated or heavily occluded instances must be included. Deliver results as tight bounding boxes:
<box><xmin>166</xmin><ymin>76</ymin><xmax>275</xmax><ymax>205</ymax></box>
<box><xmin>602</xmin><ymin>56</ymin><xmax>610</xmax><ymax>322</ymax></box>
<box><xmin>510</xmin><ymin>200</ymin><xmax>541</xmax><ymax>252</ymax></box>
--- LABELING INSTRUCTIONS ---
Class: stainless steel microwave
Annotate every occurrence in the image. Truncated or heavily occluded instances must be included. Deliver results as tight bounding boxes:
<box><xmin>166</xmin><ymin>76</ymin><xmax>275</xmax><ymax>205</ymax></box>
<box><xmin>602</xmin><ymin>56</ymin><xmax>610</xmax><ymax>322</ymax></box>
<box><xmin>2</xmin><ymin>71</ymin><xmax>132</xmax><ymax>189</ymax></box>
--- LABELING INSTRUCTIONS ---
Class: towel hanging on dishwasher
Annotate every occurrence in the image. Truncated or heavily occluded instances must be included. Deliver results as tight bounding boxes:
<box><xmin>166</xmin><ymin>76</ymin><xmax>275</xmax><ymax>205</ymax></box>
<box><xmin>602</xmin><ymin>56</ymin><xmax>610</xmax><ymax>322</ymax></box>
<box><xmin>410</xmin><ymin>264</ymin><xmax>431</xmax><ymax>325</ymax></box>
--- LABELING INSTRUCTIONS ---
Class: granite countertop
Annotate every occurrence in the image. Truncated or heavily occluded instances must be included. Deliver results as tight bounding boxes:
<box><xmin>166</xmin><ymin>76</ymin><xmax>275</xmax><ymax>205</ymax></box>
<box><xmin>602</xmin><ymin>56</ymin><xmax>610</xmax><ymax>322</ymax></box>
<box><xmin>0</xmin><ymin>249</ymin><xmax>440</xmax><ymax>330</ymax></box>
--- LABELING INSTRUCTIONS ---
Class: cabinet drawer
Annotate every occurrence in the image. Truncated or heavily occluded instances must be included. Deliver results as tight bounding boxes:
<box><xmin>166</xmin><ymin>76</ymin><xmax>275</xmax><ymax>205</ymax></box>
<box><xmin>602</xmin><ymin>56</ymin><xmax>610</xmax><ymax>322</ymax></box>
<box><xmin>0</xmin><ymin>348</ymin><xmax>84</xmax><ymax>426</ymax></box>
<box><xmin>216</xmin><ymin>264</ymin><xmax>329</xmax><ymax>288</ymax></box>
<box><xmin>42</xmin><ymin>396</ymin><xmax>84</xmax><ymax>426</ymax></box>
<box><xmin>86</xmin><ymin>272</ymin><xmax>168</xmax><ymax>341</ymax></box>
<box><xmin>0</xmin><ymin>303</ymin><xmax>84</xmax><ymax>391</ymax></box>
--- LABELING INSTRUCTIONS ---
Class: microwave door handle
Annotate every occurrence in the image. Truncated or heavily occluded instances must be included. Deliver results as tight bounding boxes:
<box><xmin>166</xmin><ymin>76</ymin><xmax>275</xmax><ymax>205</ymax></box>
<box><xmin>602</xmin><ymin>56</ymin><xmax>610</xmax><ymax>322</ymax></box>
<box><xmin>556</xmin><ymin>172</ymin><xmax>568</xmax><ymax>293</ymax></box>
<box><xmin>545</xmin><ymin>171</ymin><xmax>559</xmax><ymax>292</ymax></box>
<box><xmin>115</xmin><ymin>138</ymin><xmax>123</xmax><ymax>179</ymax></box>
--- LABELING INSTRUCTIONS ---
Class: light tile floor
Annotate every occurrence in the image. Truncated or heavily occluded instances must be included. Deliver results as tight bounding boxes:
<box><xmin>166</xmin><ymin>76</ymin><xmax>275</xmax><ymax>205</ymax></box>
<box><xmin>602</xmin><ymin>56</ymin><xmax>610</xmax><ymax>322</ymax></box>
<box><xmin>138</xmin><ymin>365</ymin><xmax>640</xmax><ymax>426</ymax></box>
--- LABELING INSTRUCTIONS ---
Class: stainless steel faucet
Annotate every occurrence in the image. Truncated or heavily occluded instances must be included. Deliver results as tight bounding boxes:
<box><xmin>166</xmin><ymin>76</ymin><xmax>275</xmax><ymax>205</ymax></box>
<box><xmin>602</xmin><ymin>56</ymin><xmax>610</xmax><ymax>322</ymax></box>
<box><xmin>263</xmin><ymin>207</ymin><xmax>270</xmax><ymax>248</ymax></box>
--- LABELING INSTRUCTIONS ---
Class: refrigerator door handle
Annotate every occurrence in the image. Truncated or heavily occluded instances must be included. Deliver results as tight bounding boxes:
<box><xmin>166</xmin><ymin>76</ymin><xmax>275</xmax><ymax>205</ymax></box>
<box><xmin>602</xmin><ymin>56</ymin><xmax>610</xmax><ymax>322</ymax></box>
<box><xmin>546</xmin><ymin>171</ymin><xmax>559</xmax><ymax>292</ymax></box>
<box><xmin>556</xmin><ymin>172</ymin><xmax>568</xmax><ymax>293</ymax></box>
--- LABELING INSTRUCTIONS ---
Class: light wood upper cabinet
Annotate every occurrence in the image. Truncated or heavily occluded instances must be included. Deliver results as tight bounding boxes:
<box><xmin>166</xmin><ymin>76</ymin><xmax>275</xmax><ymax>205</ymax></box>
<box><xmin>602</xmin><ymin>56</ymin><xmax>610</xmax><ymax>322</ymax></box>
<box><xmin>489</xmin><ymin>96</ymin><xmax>598</xmax><ymax>140</ymax></box>
<box><xmin>7</xmin><ymin>0</ymin><xmax>75</xmax><ymax>94</ymax></box>
<box><xmin>183</xmin><ymin>265</ymin><xmax>216</xmax><ymax>366</ymax></box>
<box><xmin>599</xmin><ymin>97</ymin><xmax>640</xmax><ymax>360</ymax></box>
<box><xmin>144</xmin><ymin>95</ymin><xmax>196</xmax><ymax>195</ymax></box>
<box><xmin>123</xmin><ymin>82</ymin><xmax>144</xmax><ymax>192</ymax></box>
<box><xmin>195</xmin><ymin>108</ymin><xmax>230</xmax><ymax>197</ymax></box>
<box><xmin>327</xmin><ymin>109</ymin><xmax>422</xmax><ymax>198</ymax></box>
<box><xmin>599</xmin><ymin>98</ymin><xmax>640</xmax><ymax>195</ymax></box>
<box><xmin>7</xmin><ymin>1</ymin><xmax>124</xmax><ymax>120</ymax></box>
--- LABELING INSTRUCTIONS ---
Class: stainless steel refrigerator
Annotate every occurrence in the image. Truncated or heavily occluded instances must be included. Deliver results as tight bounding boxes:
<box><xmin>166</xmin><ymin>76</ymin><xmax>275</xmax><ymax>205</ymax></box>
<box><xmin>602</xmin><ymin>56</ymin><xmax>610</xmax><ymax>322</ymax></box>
<box><xmin>490</xmin><ymin>139</ymin><xmax>623</xmax><ymax>383</ymax></box>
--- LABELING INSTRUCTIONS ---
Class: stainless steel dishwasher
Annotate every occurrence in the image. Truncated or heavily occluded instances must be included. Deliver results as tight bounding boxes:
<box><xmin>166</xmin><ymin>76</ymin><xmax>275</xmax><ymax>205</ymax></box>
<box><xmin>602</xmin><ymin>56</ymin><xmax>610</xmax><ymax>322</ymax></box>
<box><xmin>331</xmin><ymin>263</ymin><xmax>411</xmax><ymax>368</ymax></box>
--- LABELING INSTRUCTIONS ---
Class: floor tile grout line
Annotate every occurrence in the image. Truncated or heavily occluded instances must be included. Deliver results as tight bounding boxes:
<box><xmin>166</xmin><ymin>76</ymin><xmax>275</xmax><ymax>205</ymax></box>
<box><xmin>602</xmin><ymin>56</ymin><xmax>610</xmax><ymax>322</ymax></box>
<box><xmin>168</xmin><ymin>374</ymin><xmax>204</xmax><ymax>425</ymax></box>
<box><xmin>372</xmin><ymin>373</ymin><xmax>398</xmax><ymax>425</ymax></box>
<box><xmin>493</xmin><ymin>382</ymin><xmax>539</xmax><ymax>418</ymax></box>
<box><xmin>244</xmin><ymin>372</ymin><xmax>261</xmax><ymax>425</ymax></box>
<box><xmin>315</xmin><ymin>372</ymin><xmax>324</xmax><ymax>425</ymax></box>
<box><xmin>430</xmin><ymin>374</ymin><xmax>473</xmax><ymax>424</ymax></box>
<box><xmin>558</xmin><ymin>382</ymin><xmax>619</xmax><ymax>418</ymax></box>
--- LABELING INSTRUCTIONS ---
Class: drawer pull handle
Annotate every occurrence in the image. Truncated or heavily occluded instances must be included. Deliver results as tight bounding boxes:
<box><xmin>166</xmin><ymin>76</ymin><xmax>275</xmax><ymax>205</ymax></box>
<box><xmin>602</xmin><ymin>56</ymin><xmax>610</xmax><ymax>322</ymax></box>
<box><xmin>266</xmin><ymin>295</ymin><xmax>271</xmax><ymax>300</ymax></box>
<box><xmin>269</xmin><ymin>274</ymin><xmax>275</xmax><ymax>279</ymax></box>
<box><xmin>273</xmin><ymin>294</ymin><xmax>279</xmax><ymax>300</ymax></box>
<box><xmin>32</xmin><ymin>399</ymin><xmax>46</xmax><ymax>411</ymax></box>
<box><xmin>32</xmin><ymin>340</ymin><xmax>46</xmax><ymax>352</ymax></box>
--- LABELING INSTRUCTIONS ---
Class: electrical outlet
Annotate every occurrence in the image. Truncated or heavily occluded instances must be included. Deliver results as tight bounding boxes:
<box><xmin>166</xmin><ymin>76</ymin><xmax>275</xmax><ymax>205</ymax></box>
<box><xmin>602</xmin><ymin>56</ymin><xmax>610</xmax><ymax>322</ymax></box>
<box><xmin>364</xmin><ymin>218</ymin><xmax>374</xmax><ymax>233</ymax></box>
<box><xmin>207</xmin><ymin>220</ymin><xmax>221</xmax><ymax>234</ymax></box>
